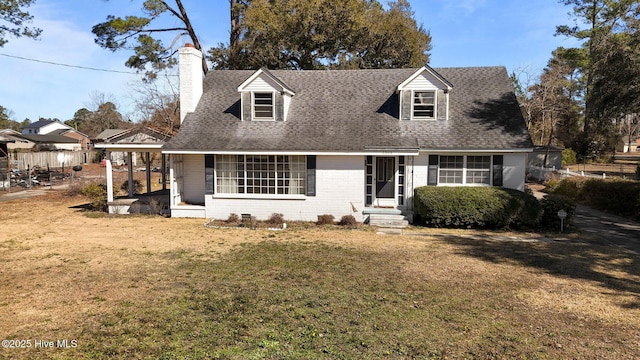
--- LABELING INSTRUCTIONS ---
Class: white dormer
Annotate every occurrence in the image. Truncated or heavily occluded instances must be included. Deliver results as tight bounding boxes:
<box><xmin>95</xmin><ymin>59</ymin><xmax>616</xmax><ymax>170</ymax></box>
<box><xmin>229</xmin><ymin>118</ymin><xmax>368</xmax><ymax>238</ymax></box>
<box><xmin>237</xmin><ymin>69</ymin><xmax>295</xmax><ymax>122</ymax></box>
<box><xmin>397</xmin><ymin>66</ymin><xmax>453</xmax><ymax>121</ymax></box>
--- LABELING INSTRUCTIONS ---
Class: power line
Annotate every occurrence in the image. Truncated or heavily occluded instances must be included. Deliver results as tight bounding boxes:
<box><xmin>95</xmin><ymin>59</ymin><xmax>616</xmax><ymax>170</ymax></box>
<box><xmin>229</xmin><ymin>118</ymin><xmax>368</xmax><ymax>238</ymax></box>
<box><xmin>0</xmin><ymin>52</ymin><xmax>141</xmax><ymax>75</ymax></box>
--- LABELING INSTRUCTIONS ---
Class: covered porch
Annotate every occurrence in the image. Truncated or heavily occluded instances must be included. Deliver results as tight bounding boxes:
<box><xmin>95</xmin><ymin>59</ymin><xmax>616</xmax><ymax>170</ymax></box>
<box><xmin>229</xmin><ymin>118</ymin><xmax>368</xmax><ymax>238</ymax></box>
<box><xmin>94</xmin><ymin>127</ymin><xmax>171</xmax><ymax>215</ymax></box>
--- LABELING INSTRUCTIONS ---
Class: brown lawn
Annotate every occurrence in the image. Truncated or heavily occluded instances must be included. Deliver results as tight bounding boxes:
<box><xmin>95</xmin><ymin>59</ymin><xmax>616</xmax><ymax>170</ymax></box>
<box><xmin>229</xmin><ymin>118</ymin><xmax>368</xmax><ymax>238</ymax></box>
<box><xmin>0</xmin><ymin>190</ymin><xmax>639</xmax><ymax>359</ymax></box>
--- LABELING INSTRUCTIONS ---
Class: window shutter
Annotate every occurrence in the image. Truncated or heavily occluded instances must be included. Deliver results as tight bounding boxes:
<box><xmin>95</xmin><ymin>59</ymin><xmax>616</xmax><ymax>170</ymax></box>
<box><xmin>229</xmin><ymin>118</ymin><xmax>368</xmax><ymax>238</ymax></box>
<box><xmin>306</xmin><ymin>155</ymin><xmax>316</xmax><ymax>196</ymax></box>
<box><xmin>427</xmin><ymin>155</ymin><xmax>438</xmax><ymax>186</ymax></box>
<box><xmin>401</xmin><ymin>90</ymin><xmax>412</xmax><ymax>120</ymax></box>
<box><xmin>437</xmin><ymin>89</ymin><xmax>447</xmax><ymax>121</ymax></box>
<box><xmin>493</xmin><ymin>155</ymin><xmax>503</xmax><ymax>187</ymax></box>
<box><xmin>205</xmin><ymin>154</ymin><xmax>215</xmax><ymax>194</ymax></box>
<box><xmin>275</xmin><ymin>93</ymin><xmax>284</xmax><ymax>121</ymax></box>
<box><xmin>242</xmin><ymin>92</ymin><xmax>251</xmax><ymax>121</ymax></box>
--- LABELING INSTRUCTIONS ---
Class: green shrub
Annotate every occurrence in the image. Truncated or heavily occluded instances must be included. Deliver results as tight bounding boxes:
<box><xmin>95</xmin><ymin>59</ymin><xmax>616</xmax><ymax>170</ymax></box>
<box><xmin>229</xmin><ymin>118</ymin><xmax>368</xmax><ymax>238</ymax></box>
<box><xmin>548</xmin><ymin>177</ymin><xmax>640</xmax><ymax>221</ymax></box>
<box><xmin>580</xmin><ymin>179</ymin><xmax>640</xmax><ymax>219</ymax></box>
<box><xmin>542</xmin><ymin>178</ymin><xmax>561</xmax><ymax>193</ymax></box>
<box><xmin>338</xmin><ymin>215</ymin><xmax>358</xmax><ymax>228</ymax></box>
<box><xmin>549</xmin><ymin>177</ymin><xmax>585</xmax><ymax>200</ymax></box>
<box><xmin>82</xmin><ymin>182</ymin><xmax>108</xmax><ymax>211</ymax></box>
<box><xmin>317</xmin><ymin>214</ymin><xmax>335</xmax><ymax>225</ymax></box>
<box><xmin>413</xmin><ymin>187</ymin><xmax>541</xmax><ymax>229</ymax></box>
<box><xmin>514</xmin><ymin>189</ymin><xmax>544</xmax><ymax>229</ymax></box>
<box><xmin>539</xmin><ymin>194</ymin><xmax>576</xmax><ymax>230</ymax></box>
<box><xmin>561</xmin><ymin>148</ymin><xmax>577</xmax><ymax>167</ymax></box>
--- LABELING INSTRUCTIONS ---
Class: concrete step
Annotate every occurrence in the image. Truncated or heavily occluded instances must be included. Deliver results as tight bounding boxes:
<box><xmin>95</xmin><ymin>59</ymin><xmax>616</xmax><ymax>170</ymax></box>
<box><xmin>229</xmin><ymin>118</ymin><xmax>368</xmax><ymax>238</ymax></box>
<box><xmin>370</xmin><ymin>214</ymin><xmax>407</xmax><ymax>221</ymax></box>
<box><xmin>363</xmin><ymin>207</ymin><xmax>403</xmax><ymax>215</ymax></box>
<box><xmin>369</xmin><ymin>213</ymin><xmax>409</xmax><ymax>228</ymax></box>
<box><xmin>370</xmin><ymin>220</ymin><xmax>409</xmax><ymax>228</ymax></box>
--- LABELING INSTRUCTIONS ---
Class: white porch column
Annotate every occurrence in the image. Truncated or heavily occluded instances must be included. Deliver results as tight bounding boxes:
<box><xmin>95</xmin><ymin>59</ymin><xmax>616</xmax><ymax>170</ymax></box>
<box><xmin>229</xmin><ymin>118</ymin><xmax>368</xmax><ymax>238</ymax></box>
<box><xmin>106</xmin><ymin>159</ymin><xmax>114</xmax><ymax>203</ymax></box>
<box><xmin>170</xmin><ymin>156</ymin><xmax>176</xmax><ymax>207</ymax></box>
<box><xmin>127</xmin><ymin>152</ymin><xmax>134</xmax><ymax>197</ymax></box>
<box><xmin>145</xmin><ymin>152</ymin><xmax>151</xmax><ymax>194</ymax></box>
<box><xmin>161</xmin><ymin>154</ymin><xmax>167</xmax><ymax>191</ymax></box>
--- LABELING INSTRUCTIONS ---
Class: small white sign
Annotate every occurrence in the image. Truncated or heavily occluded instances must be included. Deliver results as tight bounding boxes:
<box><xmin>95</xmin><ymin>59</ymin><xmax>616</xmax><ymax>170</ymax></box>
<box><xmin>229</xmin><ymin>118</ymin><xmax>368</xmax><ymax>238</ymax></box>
<box><xmin>557</xmin><ymin>209</ymin><xmax>567</xmax><ymax>219</ymax></box>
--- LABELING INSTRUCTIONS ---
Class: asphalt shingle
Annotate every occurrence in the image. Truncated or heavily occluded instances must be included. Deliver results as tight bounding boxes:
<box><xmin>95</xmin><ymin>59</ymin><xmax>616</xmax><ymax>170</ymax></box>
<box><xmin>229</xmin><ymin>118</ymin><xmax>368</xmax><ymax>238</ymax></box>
<box><xmin>164</xmin><ymin>67</ymin><xmax>533</xmax><ymax>152</ymax></box>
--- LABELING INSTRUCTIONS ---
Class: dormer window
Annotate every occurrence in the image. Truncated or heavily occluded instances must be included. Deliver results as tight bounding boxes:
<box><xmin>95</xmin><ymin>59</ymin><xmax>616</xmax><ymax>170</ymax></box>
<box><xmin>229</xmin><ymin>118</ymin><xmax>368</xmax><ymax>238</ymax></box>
<box><xmin>397</xmin><ymin>67</ymin><xmax>452</xmax><ymax>121</ymax></box>
<box><xmin>413</xmin><ymin>91</ymin><xmax>435</xmax><ymax>119</ymax></box>
<box><xmin>253</xmin><ymin>92</ymin><xmax>274</xmax><ymax>119</ymax></box>
<box><xmin>238</xmin><ymin>69</ymin><xmax>295</xmax><ymax>122</ymax></box>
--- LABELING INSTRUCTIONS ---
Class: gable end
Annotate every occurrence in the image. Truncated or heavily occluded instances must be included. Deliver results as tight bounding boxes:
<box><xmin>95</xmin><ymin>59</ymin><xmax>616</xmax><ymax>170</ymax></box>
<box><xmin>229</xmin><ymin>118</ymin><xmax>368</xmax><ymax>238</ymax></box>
<box><xmin>397</xmin><ymin>67</ymin><xmax>453</xmax><ymax>121</ymax></box>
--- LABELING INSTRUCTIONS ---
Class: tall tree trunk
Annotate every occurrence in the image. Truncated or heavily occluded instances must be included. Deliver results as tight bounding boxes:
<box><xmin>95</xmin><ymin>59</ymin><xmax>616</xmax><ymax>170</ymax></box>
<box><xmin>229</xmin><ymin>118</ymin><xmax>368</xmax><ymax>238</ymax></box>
<box><xmin>229</xmin><ymin>0</ymin><xmax>246</xmax><ymax>68</ymax></box>
<box><xmin>583</xmin><ymin>0</ymin><xmax>599</xmax><ymax>143</ymax></box>
<box><xmin>175</xmin><ymin>0</ymin><xmax>208</xmax><ymax>74</ymax></box>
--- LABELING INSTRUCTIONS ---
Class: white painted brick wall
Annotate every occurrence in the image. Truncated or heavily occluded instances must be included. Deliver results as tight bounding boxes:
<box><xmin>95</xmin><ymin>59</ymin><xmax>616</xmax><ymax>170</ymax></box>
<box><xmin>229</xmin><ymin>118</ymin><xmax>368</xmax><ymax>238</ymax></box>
<box><xmin>178</xmin><ymin>46</ymin><xmax>203</xmax><ymax>124</ymax></box>
<box><xmin>204</xmin><ymin>155</ymin><xmax>365</xmax><ymax>222</ymax></box>
<box><xmin>412</xmin><ymin>152</ymin><xmax>526</xmax><ymax>191</ymax></box>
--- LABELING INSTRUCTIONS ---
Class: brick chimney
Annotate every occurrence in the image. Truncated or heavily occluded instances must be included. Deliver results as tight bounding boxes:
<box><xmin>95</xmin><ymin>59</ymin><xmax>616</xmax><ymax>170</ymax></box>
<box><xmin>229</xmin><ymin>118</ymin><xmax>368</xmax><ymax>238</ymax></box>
<box><xmin>179</xmin><ymin>44</ymin><xmax>203</xmax><ymax>124</ymax></box>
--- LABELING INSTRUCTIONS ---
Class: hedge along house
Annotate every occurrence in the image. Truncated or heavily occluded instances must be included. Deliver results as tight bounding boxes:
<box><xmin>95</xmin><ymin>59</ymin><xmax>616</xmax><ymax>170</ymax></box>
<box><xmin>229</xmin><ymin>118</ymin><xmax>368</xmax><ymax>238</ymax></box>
<box><xmin>163</xmin><ymin>45</ymin><xmax>533</xmax><ymax>222</ymax></box>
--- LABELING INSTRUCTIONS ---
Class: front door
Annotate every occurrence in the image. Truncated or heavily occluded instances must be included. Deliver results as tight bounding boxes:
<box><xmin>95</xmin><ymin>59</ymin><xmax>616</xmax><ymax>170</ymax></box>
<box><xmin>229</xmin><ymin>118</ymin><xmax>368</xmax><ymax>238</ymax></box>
<box><xmin>376</xmin><ymin>157</ymin><xmax>395</xmax><ymax>199</ymax></box>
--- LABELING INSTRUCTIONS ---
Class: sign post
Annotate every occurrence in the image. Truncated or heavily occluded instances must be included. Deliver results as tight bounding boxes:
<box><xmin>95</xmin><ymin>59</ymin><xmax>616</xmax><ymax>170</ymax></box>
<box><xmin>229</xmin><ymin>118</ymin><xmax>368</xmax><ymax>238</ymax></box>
<box><xmin>557</xmin><ymin>209</ymin><xmax>567</xmax><ymax>233</ymax></box>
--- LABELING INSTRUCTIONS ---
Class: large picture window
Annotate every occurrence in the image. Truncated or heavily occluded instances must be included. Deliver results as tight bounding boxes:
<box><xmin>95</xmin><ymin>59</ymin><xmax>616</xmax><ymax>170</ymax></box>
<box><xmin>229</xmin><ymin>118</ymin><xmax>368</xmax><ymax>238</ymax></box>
<box><xmin>437</xmin><ymin>155</ymin><xmax>492</xmax><ymax>185</ymax></box>
<box><xmin>216</xmin><ymin>155</ymin><xmax>306</xmax><ymax>195</ymax></box>
<box><xmin>413</xmin><ymin>91</ymin><xmax>436</xmax><ymax>119</ymax></box>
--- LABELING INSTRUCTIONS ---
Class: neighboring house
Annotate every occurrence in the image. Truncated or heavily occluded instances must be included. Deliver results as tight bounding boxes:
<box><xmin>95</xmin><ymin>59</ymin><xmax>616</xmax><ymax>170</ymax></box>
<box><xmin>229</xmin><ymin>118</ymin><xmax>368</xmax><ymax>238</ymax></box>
<box><xmin>162</xmin><ymin>45</ymin><xmax>533</xmax><ymax>221</ymax></box>
<box><xmin>20</xmin><ymin>119</ymin><xmax>89</xmax><ymax>150</ymax></box>
<box><xmin>616</xmin><ymin>137</ymin><xmax>639</xmax><ymax>153</ymax></box>
<box><xmin>0</xmin><ymin>129</ymin><xmax>34</xmax><ymax>150</ymax></box>
<box><xmin>50</xmin><ymin>129</ymin><xmax>90</xmax><ymax>150</ymax></box>
<box><xmin>528</xmin><ymin>146</ymin><xmax>563</xmax><ymax>169</ymax></box>
<box><xmin>19</xmin><ymin>133</ymin><xmax>82</xmax><ymax>151</ymax></box>
<box><xmin>22</xmin><ymin>119</ymin><xmax>70</xmax><ymax>135</ymax></box>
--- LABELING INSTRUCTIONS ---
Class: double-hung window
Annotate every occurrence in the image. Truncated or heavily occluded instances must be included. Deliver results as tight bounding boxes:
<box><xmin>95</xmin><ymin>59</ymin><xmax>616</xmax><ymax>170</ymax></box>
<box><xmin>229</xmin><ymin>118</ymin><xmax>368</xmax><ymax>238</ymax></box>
<box><xmin>466</xmin><ymin>156</ymin><xmax>491</xmax><ymax>184</ymax></box>
<box><xmin>253</xmin><ymin>92</ymin><xmax>274</xmax><ymax>119</ymax></box>
<box><xmin>437</xmin><ymin>155</ymin><xmax>492</xmax><ymax>185</ymax></box>
<box><xmin>439</xmin><ymin>156</ymin><xmax>463</xmax><ymax>184</ymax></box>
<box><xmin>216</xmin><ymin>155</ymin><xmax>306</xmax><ymax>195</ymax></box>
<box><xmin>413</xmin><ymin>91</ymin><xmax>436</xmax><ymax>119</ymax></box>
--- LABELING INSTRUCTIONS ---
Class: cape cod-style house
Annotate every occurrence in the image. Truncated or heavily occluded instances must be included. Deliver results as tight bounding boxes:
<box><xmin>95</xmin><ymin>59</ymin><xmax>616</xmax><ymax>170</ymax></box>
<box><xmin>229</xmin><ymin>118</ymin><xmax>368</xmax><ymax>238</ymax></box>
<box><xmin>162</xmin><ymin>45</ymin><xmax>533</xmax><ymax>222</ymax></box>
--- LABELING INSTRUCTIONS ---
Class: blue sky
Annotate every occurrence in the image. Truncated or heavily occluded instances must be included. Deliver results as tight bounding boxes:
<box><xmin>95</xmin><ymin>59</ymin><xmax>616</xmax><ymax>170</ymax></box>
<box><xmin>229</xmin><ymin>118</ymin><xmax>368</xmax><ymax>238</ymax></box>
<box><xmin>0</xmin><ymin>0</ymin><xmax>582</xmax><ymax>123</ymax></box>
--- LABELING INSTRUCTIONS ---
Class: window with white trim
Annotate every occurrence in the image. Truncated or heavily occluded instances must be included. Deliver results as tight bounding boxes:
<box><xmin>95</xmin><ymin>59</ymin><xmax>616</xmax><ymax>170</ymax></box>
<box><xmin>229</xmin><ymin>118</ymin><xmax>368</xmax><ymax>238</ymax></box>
<box><xmin>439</xmin><ymin>155</ymin><xmax>463</xmax><ymax>184</ymax></box>
<box><xmin>466</xmin><ymin>156</ymin><xmax>491</xmax><ymax>184</ymax></box>
<box><xmin>215</xmin><ymin>155</ymin><xmax>306</xmax><ymax>195</ymax></box>
<box><xmin>413</xmin><ymin>91</ymin><xmax>436</xmax><ymax>119</ymax></box>
<box><xmin>253</xmin><ymin>92</ymin><xmax>274</xmax><ymax>119</ymax></box>
<box><xmin>437</xmin><ymin>155</ymin><xmax>492</xmax><ymax>185</ymax></box>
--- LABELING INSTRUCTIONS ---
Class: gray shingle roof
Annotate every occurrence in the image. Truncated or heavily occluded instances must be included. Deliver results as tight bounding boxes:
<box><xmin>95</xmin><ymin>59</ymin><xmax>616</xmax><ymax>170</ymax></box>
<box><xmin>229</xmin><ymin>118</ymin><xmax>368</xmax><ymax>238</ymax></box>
<box><xmin>22</xmin><ymin>119</ymin><xmax>57</xmax><ymax>129</ymax></box>
<box><xmin>164</xmin><ymin>67</ymin><xmax>533</xmax><ymax>152</ymax></box>
<box><xmin>20</xmin><ymin>134</ymin><xmax>79</xmax><ymax>143</ymax></box>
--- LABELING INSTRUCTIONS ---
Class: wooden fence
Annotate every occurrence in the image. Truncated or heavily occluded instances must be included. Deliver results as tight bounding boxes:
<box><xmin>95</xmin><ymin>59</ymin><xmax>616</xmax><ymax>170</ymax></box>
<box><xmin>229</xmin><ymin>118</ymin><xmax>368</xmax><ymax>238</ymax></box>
<box><xmin>11</xmin><ymin>151</ymin><xmax>96</xmax><ymax>170</ymax></box>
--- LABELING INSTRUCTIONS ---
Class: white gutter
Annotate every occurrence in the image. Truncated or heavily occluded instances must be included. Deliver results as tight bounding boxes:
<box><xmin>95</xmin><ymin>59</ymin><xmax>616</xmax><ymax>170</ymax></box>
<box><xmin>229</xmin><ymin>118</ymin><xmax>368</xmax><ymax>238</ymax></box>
<box><xmin>161</xmin><ymin>149</ymin><xmax>421</xmax><ymax>156</ymax></box>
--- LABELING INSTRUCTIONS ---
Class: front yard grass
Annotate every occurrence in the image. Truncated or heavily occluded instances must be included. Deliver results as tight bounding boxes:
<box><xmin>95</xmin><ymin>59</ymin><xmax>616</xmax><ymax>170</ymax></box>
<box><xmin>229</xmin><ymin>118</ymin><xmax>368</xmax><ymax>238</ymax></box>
<box><xmin>1</xmin><ymin>192</ymin><xmax>639</xmax><ymax>359</ymax></box>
